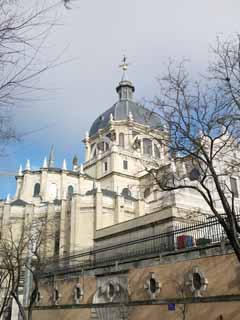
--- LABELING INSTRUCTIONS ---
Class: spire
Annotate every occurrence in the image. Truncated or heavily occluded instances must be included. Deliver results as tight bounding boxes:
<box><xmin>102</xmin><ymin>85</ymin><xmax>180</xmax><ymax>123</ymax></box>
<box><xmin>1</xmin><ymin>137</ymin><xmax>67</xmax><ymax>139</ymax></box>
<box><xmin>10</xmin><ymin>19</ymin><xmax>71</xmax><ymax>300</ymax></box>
<box><xmin>72</xmin><ymin>155</ymin><xmax>78</xmax><ymax>166</ymax></box>
<box><xmin>119</xmin><ymin>55</ymin><xmax>129</xmax><ymax>81</ymax></box>
<box><xmin>6</xmin><ymin>193</ymin><xmax>11</xmax><ymax>204</ymax></box>
<box><xmin>48</xmin><ymin>145</ymin><xmax>55</xmax><ymax>168</ymax></box>
<box><xmin>72</xmin><ymin>155</ymin><xmax>78</xmax><ymax>171</ymax></box>
<box><xmin>116</xmin><ymin>55</ymin><xmax>135</xmax><ymax>101</ymax></box>
<box><xmin>25</xmin><ymin>159</ymin><xmax>31</xmax><ymax>171</ymax></box>
<box><xmin>62</xmin><ymin>159</ymin><xmax>67</xmax><ymax>170</ymax></box>
<box><xmin>42</xmin><ymin>157</ymin><xmax>48</xmax><ymax>169</ymax></box>
<box><xmin>18</xmin><ymin>165</ymin><xmax>23</xmax><ymax>176</ymax></box>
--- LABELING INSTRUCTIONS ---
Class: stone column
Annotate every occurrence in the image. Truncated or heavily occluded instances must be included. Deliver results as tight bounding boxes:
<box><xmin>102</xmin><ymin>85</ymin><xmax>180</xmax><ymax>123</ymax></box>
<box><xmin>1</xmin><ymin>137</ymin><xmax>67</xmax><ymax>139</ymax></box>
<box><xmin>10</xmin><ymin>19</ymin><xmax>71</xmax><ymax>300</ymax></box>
<box><xmin>78</xmin><ymin>174</ymin><xmax>85</xmax><ymax>195</ymax></box>
<box><xmin>60</xmin><ymin>170</ymin><xmax>67</xmax><ymax>198</ymax></box>
<box><xmin>40</xmin><ymin>169</ymin><xmax>48</xmax><ymax>201</ymax></box>
<box><xmin>114</xmin><ymin>193</ymin><xmax>121</xmax><ymax>224</ymax></box>
<box><xmin>115</xmin><ymin>192</ymin><xmax>125</xmax><ymax>223</ymax></box>
<box><xmin>45</xmin><ymin>202</ymin><xmax>55</xmax><ymax>257</ymax></box>
<box><xmin>128</xmin><ymin>126</ymin><xmax>133</xmax><ymax>149</ymax></box>
<box><xmin>94</xmin><ymin>185</ymin><xmax>103</xmax><ymax>233</ymax></box>
<box><xmin>96</xmin><ymin>151</ymin><xmax>102</xmax><ymax>179</ymax></box>
<box><xmin>59</xmin><ymin>199</ymin><xmax>67</xmax><ymax>255</ymax></box>
<box><xmin>22</xmin><ymin>171</ymin><xmax>31</xmax><ymax>200</ymax></box>
<box><xmin>70</xmin><ymin>194</ymin><xmax>81</xmax><ymax>253</ymax></box>
<box><xmin>110</xmin><ymin>145</ymin><xmax>118</xmax><ymax>173</ymax></box>
<box><xmin>2</xmin><ymin>202</ymin><xmax>11</xmax><ymax>231</ymax></box>
<box><xmin>15</xmin><ymin>176</ymin><xmax>23</xmax><ymax>199</ymax></box>
<box><xmin>137</xmin><ymin>198</ymin><xmax>145</xmax><ymax>216</ymax></box>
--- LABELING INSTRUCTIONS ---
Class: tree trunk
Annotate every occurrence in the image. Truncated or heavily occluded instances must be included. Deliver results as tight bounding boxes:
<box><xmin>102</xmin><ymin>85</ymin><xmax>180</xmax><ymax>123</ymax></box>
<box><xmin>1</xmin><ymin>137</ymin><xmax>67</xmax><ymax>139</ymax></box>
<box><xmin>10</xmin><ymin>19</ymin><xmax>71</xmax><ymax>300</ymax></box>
<box><xmin>12</xmin><ymin>292</ymin><xmax>26</xmax><ymax>320</ymax></box>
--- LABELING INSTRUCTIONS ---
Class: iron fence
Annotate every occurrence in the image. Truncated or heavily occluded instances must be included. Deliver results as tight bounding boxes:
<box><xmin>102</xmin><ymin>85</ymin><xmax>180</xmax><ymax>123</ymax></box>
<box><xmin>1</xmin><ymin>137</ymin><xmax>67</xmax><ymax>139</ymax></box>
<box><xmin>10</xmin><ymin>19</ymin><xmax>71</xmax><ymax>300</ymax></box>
<box><xmin>43</xmin><ymin>215</ymin><xmax>239</xmax><ymax>276</ymax></box>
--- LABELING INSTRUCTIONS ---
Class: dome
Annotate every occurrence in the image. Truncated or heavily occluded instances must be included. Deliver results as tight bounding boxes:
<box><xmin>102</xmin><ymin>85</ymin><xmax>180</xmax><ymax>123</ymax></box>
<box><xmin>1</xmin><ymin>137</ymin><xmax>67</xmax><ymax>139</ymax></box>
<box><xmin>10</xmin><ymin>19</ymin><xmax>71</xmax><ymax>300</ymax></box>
<box><xmin>89</xmin><ymin>79</ymin><xmax>161</xmax><ymax>136</ymax></box>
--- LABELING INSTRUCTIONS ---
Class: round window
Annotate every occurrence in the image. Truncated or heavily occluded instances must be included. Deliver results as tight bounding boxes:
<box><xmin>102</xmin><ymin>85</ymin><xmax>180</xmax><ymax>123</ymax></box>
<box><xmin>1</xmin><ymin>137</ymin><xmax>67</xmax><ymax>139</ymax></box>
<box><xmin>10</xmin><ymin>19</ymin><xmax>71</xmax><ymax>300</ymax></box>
<box><xmin>193</xmin><ymin>272</ymin><xmax>202</xmax><ymax>290</ymax></box>
<box><xmin>149</xmin><ymin>278</ymin><xmax>157</xmax><ymax>294</ymax></box>
<box><xmin>108</xmin><ymin>283</ymin><xmax>115</xmax><ymax>298</ymax></box>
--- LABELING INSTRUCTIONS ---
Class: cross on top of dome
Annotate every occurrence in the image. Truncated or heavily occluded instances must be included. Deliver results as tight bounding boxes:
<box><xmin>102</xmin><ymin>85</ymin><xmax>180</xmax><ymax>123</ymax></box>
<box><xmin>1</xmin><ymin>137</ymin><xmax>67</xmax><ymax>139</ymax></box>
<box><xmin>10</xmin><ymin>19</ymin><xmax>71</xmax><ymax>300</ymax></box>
<box><xmin>116</xmin><ymin>55</ymin><xmax>134</xmax><ymax>100</ymax></box>
<box><xmin>119</xmin><ymin>55</ymin><xmax>129</xmax><ymax>81</ymax></box>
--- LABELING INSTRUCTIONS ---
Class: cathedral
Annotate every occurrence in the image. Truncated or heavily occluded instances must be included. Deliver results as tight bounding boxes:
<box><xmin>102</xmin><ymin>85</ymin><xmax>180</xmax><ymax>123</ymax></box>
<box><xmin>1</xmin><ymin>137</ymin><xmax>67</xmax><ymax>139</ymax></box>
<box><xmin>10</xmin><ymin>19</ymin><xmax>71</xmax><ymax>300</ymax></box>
<box><xmin>0</xmin><ymin>66</ymin><xmax>209</xmax><ymax>256</ymax></box>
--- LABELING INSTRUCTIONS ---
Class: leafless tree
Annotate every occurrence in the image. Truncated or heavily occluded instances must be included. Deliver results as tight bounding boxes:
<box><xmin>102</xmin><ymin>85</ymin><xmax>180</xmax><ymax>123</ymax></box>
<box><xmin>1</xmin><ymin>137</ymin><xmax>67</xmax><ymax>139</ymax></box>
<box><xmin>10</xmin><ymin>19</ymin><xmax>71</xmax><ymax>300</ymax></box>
<box><xmin>0</xmin><ymin>0</ymin><xmax>70</xmax><ymax>154</ymax></box>
<box><xmin>148</xmin><ymin>39</ymin><xmax>240</xmax><ymax>262</ymax></box>
<box><xmin>209</xmin><ymin>34</ymin><xmax>240</xmax><ymax>114</ymax></box>
<box><xmin>174</xmin><ymin>276</ymin><xmax>188</xmax><ymax>320</ymax></box>
<box><xmin>0</xmin><ymin>216</ymin><xmax>59</xmax><ymax>320</ymax></box>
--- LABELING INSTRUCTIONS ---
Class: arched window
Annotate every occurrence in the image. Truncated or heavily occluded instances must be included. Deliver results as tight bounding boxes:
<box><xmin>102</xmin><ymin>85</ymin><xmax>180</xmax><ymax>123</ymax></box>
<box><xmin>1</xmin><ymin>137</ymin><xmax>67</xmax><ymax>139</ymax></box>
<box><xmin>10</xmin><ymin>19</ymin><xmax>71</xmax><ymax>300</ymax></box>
<box><xmin>33</xmin><ymin>183</ymin><xmax>40</xmax><ymax>197</ymax></box>
<box><xmin>143</xmin><ymin>138</ymin><xmax>152</xmax><ymax>156</ymax></box>
<box><xmin>97</xmin><ymin>141</ymin><xmax>109</xmax><ymax>153</ymax></box>
<box><xmin>121</xmin><ymin>188</ymin><xmax>131</xmax><ymax>198</ymax></box>
<box><xmin>67</xmin><ymin>185</ymin><xmax>74</xmax><ymax>200</ymax></box>
<box><xmin>119</xmin><ymin>133</ymin><xmax>125</xmax><ymax>148</ymax></box>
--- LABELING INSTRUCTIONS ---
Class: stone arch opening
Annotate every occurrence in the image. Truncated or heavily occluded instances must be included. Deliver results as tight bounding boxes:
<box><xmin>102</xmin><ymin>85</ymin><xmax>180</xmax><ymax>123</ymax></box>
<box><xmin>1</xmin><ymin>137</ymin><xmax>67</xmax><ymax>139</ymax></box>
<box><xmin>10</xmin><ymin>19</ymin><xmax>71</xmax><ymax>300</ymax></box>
<box><xmin>33</xmin><ymin>183</ymin><xmax>40</xmax><ymax>197</ymax></box>
<box><xmin>91</xmin><ymin>281</ymin><xmax>128</xmax><ymax>320</ymax></box>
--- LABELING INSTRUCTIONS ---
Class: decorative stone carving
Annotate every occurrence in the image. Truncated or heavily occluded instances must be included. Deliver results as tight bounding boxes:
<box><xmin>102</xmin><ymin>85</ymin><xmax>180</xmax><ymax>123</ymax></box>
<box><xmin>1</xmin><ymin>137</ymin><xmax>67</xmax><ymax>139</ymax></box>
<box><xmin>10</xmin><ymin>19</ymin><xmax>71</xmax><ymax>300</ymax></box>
<box><xmin>99</xmin><ymin>280</ymin><xmax>120</xmax><ymax>302</ymax></box>
<box><xmin>92</xmin><ymin>275</ymin><xmax>129</xmax><ymax>320</ymax></box>
<box><xmin>132</xmin><ymin>137</ymin><xmax>141</xmax><ymax>150</ymax></box>
<box><xmin>186</xmin><ymin>266</ymin><xmax>208</xmax><ymax>297</ymax></box>
<box><xmin>144</xmin><ymin>272</ymin><xmax>161</xmax><ymax>299</ymax></box>
<box><xmin>109</xmin><ymin>113</ymin><xmax>114</xmax><ymax>122</ymax></box>
<box><xmin>128</xmin><ymin>111</ymin><xmax>134</xmax><ymax>121</ymax></box>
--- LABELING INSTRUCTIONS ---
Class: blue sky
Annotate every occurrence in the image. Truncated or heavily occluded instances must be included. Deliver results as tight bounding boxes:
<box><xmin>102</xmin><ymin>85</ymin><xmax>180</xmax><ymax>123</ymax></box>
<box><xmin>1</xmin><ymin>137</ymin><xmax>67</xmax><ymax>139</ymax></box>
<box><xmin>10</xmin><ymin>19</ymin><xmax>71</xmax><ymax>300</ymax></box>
<box><xmin>1</xmin><ymin>0</ymin><xmax>240</xmax><ymax>198</ymax></box>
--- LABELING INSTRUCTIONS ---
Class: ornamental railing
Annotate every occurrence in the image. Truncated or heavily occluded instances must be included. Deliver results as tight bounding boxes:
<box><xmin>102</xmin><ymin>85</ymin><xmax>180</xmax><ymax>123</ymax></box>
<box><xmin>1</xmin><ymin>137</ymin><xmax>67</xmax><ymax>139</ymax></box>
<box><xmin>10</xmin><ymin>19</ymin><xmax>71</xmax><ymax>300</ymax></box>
<box><xmin>42</xmin><ymin>214</ymin><xmax>240</xmax><ymax>277</ymax></box>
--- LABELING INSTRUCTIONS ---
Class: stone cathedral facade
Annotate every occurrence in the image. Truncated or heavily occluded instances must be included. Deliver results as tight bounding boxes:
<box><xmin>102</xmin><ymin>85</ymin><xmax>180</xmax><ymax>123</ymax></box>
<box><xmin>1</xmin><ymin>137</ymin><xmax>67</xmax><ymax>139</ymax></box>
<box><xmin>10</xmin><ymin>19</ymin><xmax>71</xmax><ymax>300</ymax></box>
<box><xmin>0</xmin><ymin>73</ymin><xmax>211</xmax><ymax>256</ymax></box>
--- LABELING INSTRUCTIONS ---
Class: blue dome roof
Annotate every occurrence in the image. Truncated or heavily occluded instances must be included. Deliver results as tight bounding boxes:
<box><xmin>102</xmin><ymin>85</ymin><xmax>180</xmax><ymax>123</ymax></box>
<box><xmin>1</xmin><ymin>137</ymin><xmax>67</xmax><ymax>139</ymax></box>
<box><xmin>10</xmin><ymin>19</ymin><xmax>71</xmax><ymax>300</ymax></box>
<box><xmin>89</xmin><ymin>100</ymin><xmax>161</xmax><ymax>136</ymax></box>
<box><xmin>89</xmin><ymin>78</ymin><xmax>162</xmax><ymax>136</ymax></box>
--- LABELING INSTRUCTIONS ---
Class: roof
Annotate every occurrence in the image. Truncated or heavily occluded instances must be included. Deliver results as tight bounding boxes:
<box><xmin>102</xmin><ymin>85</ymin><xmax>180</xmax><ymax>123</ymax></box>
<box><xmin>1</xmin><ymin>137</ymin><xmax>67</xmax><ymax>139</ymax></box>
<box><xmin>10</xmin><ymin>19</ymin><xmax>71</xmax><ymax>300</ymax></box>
<box><xmin>10</xmin><ymin>199</ymin><xmax>29</xmax><ymax>206</ymax></box>
<box><xmin>89</xmin><ymin>100</ymin><xmax>161</xmax><ymax>136</ymax></box>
